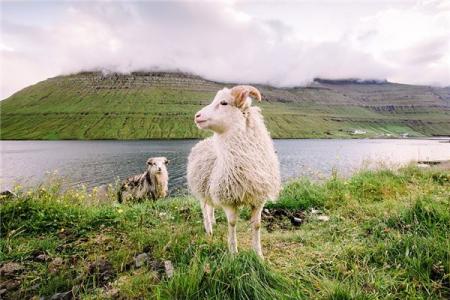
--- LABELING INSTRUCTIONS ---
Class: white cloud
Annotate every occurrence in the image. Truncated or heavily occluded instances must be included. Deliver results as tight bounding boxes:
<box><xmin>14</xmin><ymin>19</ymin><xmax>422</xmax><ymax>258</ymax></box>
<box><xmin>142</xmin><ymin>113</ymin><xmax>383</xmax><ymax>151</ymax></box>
<box><xmin>1</xmin><ymin>0</ymin><xmax>449</xmax><ymax>99</ymax></box>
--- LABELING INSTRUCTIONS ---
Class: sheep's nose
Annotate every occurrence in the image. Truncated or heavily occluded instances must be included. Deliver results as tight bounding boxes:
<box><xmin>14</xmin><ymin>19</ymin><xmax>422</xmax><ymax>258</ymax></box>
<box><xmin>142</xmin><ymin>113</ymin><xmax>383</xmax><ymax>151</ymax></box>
<box><xmin>158</xmin><ymin>167</ymin><xmax>161</xmax><ymax>171</ymax></box>
<box><xmin>195</xmin><ymin>113</ymin><xmax>201</xmax><ymax>119</ymax></box>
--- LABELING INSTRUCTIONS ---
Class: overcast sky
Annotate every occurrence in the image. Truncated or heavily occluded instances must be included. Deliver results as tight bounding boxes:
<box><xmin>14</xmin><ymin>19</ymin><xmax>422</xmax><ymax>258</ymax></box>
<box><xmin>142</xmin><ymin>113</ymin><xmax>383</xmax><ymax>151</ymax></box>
<box><xmin>1</xmin><ymin>0</ymin><xmax>449</xmax><ymax>99</ymax></box>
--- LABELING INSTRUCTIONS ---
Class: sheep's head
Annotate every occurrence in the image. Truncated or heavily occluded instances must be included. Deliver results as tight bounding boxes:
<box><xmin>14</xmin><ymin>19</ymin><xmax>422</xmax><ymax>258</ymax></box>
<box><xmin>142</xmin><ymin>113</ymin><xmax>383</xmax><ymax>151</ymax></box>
<box><xmin>194</xmin><ymin>85</ymin><xmax>261</xmax><ymax>133</ymax></box>
<box><xmin>146</xmin><ymin>157</ymin><xmax>169</xmax><ymax>175</ymax></box>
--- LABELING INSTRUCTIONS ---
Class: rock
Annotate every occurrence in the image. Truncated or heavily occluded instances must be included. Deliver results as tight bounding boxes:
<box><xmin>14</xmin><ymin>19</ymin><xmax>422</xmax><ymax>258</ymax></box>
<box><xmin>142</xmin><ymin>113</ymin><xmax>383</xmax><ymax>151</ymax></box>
<box><xmin>49</xmin><ymin>257</ymin><xmax>64</xmax><ymax>273</ymax></box>
<box><xmin>263</xmin><ymin>208</ymin><xmax>270</xmax><ymax>215</ymax></box>
<box><xmin>164</xmin><ymin>260</ymin><xmax>174</xmax><ymax>278</ymax></box>
<box><xmin>50</xmin><ymin>290</ymin><xmax>72</xmax><ymax>300</ymax></box>
<box><xmin>291</xmin><ymin>217</ymin><xmax>303</xmax><ymax>226</ymax></box>
<box><xmin>310</xmin><ymin>208</ymin><xmax>321</xmax><ymax>214</ymax></box>
<box><xmin>134</xmin><ymin>253</ymin><xmax>149</xmax><ymax>268</ymax></box>
<box><xmin>148</xmin><ymin>260</ymin><xmax>165</xmax><ymax>272</ymax></box>
<box><xmin>147</xmin><ymin>260</ymin><xmax>175</xmax><ymax>279</ymax></box>
<box><xmin>104</xmin><ymin>287</ymin><xmax>120</xmax><ymax>299</ymax></box>
<box><xmin>0</xmin><ymin>262</ymin><xmax>24</xmax><ymax>277</ymax></box>
<box><xmin>0</xmin><ymin>279</ymin><xmax>21</xmax><ymax>292</ymax></box>
<box><xmin>417</xmin><ymin>163</ymin><xmax>430</xmax><ymax>168</ymax></box>
<box><xmin>36</xmin><ymin>254</ymin><xmax>49</xmax><ymax>262</ymax></box>
<box><xmin>317</xmin><ymin>215</ymin><xmax>330</xmax><ymax>222</ymax></box>
<box><xmin>0</xmin><ymin>190</ymin><xmax>16</xmax><ymax>199</ymax></box>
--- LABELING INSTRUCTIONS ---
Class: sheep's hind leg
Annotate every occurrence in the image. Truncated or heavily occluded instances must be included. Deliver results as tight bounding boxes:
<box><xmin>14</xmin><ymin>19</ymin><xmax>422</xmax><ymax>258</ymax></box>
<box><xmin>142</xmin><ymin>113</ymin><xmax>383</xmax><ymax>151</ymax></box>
<box><xmin>223</xmin><ymin>206</ymin><xmax>238</xmax><ymax>254</ymax></box>
<box><xmin>251</xmin><ymin>205</ymin><xmax>264</xmax><ymax>259</ymax></box>
<box><xmin>200</xmin><ymin>199</ymin><xmax>213</xmax><ymax>235</ymax></box>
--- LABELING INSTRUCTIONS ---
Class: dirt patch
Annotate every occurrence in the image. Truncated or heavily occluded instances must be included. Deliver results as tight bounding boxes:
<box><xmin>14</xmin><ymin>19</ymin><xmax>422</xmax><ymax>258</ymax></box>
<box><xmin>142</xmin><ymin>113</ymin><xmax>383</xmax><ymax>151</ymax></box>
<box><xmin>87</xmin><ymin>259</ymin><xmax>116</xmax><ymax>287</ymax></box>
<box><xmin>0</xmin><ymin>262</ymin><xmax>24</xmax><ymax>298</ymax></box>
<box><xmin>262</xmin><ymin>208</ymin><xmax>305</xmax><ymax>232</ymax></box>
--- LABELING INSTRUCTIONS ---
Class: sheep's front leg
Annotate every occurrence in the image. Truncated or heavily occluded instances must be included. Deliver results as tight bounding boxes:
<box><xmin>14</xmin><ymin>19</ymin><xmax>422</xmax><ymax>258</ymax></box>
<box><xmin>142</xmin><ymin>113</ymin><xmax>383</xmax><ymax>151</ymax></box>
<box><xmin>200</xmin><ymin>199</ymin><xmax>212</xmax><ymax>235</ymax></box>
<box><xmin>208</xmin><ymin>206</ymin><xmax>216</xmax><ymax>225</ymax></box>
<box><xmin>223</xmin><ymin>206</ymin><xmax>238</xmax><ymax>254</ymax></box>
<box><xmin>251</xmin><ymin>205</ymin><xmax>264</xmax><ymax>258</ymax></box>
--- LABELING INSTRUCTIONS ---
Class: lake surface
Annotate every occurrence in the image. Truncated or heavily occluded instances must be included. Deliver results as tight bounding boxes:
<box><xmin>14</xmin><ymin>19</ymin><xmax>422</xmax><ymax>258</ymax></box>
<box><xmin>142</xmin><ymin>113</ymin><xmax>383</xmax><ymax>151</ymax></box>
<box><xmin>1</xmin><ymin>139</ymin><xmax>449</xmax><ymax>194</ymax></box>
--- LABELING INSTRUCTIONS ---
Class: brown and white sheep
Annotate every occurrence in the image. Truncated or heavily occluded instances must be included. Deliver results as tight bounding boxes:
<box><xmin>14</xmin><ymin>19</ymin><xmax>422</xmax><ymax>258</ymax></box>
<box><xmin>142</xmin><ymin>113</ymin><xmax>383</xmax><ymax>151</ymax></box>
<box><xmin>118</xmin><ymin>157</ymin><xmax>169</xmax><ymax>203</ymax></box>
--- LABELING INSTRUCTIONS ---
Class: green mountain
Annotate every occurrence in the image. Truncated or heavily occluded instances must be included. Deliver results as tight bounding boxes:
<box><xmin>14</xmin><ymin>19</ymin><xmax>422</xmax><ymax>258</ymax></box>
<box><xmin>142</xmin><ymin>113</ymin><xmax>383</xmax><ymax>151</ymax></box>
<box><xmin>1</xmin><ymin>71</ymin><xmax>450</xmax><ymax>139</ymax></box>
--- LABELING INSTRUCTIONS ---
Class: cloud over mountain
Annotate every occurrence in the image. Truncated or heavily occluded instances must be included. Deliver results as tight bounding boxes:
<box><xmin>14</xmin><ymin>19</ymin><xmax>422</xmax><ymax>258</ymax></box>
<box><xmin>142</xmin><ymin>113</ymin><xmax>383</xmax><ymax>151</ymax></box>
<box><xmin>1</xmin><ymin>0</ymin><xmax>449</xmax><ymax>99</ymax></box>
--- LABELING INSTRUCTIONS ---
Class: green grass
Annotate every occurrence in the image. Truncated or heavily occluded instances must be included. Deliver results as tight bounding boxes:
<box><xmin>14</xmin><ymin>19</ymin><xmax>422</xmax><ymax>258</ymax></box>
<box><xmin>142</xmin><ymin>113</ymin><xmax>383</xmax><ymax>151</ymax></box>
<box><xmin>1</xmin><ymin>166</ymin><xmax>449</xmax><ymax>299</ymax></box>
<box><xmin>1</xmin><ymin>72</ymin><xmax>449</xmax><ymax>139</ymax></box>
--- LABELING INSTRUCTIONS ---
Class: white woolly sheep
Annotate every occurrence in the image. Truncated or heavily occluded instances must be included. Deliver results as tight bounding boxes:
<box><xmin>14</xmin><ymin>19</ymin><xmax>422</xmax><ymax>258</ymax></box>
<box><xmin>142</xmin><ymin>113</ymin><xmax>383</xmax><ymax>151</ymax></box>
<box><xmin>118</xmin><ymin>157</ymin><xmax>169</xmax><ymax>202</ymax></box>
<box><xmin>187</xmin><ymin>85</ymin><xmax>281</xmax><ymax>258</ymax></box>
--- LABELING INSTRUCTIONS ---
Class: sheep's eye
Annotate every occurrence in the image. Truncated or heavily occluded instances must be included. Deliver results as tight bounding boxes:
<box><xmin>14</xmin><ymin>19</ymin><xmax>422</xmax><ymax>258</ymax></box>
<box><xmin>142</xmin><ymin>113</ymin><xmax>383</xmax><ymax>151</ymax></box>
<box><xmin>220</xmin><ymin>101</ymin><xmax>228</xmax><ymax>106</ymax></box>
<box><xmin>164</xmin><ymin>160</ymin><xmax>169</xmax><ymax>165</ymax></box>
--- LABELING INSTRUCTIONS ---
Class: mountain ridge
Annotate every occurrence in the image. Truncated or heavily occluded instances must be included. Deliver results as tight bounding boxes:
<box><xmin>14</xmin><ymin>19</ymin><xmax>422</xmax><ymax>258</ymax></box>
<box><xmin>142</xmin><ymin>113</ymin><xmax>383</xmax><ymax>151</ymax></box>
<box><xmin>1</xmin><ymin>71</ymin><xmax>449</xmax><ymax>139</ymax></box>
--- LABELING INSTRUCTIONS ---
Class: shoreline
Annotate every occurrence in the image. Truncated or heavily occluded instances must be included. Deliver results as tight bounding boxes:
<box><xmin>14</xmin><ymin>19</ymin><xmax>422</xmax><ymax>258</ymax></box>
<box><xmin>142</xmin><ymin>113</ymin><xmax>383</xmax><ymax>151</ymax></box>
<box><xmin>1</xmin><ymin>136</ymin><xmax>450</xmax><ymax>142</ymax></box>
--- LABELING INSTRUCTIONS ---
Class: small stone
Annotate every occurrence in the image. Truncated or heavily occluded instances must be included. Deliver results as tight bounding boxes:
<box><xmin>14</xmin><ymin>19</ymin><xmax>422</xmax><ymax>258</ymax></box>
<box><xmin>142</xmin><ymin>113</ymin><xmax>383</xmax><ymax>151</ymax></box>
<box><xmin>148</xmin><ymin>260</ymin><xmax>164</xmax><ymax>272</ymax></box>
<box><xmin>417</xmin><ymin>163</ymin><xmax>430</xmax><ymax>168</ymax></box>
<box><xmin>291</xmin><ymin>217</ymin><xmax>303</xmax><ymax>226</ymax></box>
<box><xmin>36</xmin><ymin>254</ymin><xmax>49</xmax><ymax>262</ymax></box>
<box><xmin>0</xmin><ymin>262</ymin><xmax>24</xmax><ymax>277</ymax></box>
<box><xmin>104</xmin><ymin>287</ymin><xmax>119</xmax><ymax>298</ymax></box>
<box><xmin>50</xmin><ymin>290</ymin><xmax>72</xmax><ymax>300</ymax></box>
<box><xmin>317</xmin><ymin>215</ymin><xmax>330</xmax><ymax>221</ymax></box>
<box><xmin>0</xmin><ymin>190</ymin><xmax>16</xmax><ymax>198</ymax></box>
<box><xmin>0</xmin><ymin>279</ymin><xmax>20</xmax><ymax>291</ymax></box>
<box><xmin>263</xmin><ymin>208</ymin><xmax>270</xmax><ymax>214</ymax></box>
<box><xmin>310</xmin><ymin>208</ymin><xmax>321</xmax><ymax>214</ymax></box>
<box><xmin>164</xmin><ymin>260</ymin><xmax>174</xmax><ymax>278</ymax></box>
<box><xmin>134</xmin><ymin>253</ymin><xmax>149</xmax><ymax>268</ymax></box>
<box><xmin>49</xmin><ymin>257</ymin><xmax>64</xmax><ymax>273</ymax></box>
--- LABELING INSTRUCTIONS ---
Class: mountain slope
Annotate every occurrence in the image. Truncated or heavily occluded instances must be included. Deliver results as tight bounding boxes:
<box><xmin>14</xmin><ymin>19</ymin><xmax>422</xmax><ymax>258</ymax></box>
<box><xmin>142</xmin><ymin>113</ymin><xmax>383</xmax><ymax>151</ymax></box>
<box><xmin>1</xmin><ymin>72</ymin><xmax>450</xmax><ymax>139</ymax></box>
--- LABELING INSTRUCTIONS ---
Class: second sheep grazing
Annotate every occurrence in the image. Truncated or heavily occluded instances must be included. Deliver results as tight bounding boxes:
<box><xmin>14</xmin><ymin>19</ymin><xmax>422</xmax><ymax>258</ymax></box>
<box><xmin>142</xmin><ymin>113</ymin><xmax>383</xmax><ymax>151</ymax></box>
<box><xmin>117</xmin><ymin>157</ymin><xmax>169</xmax><ymax>203</ymax></box>
<box><xmin>187</xmin><ymin>85</ymin><xmax>281</xmax><ymax>258</ymax></box>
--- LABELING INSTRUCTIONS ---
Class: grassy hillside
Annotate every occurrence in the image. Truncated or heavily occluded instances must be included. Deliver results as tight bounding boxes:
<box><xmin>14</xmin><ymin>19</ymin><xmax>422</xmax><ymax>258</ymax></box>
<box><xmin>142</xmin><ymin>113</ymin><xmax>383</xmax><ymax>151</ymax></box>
<box><xmin>1</xmin><ymin>72</ymin><xmax>450</xmax><ymax>139</ymax></box>
<box><xmin>1</xmin><ymin>166</ymin><xmax>449</xmax><ymax>299</ymax></box>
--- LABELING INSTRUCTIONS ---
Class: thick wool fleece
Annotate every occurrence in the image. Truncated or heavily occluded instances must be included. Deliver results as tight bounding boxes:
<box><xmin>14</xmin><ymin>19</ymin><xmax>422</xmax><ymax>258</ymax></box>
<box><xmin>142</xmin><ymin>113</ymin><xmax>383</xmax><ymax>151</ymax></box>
<box><xmin>187</xmin><ymin>106</ymin><xmax>280</xmax><ymax>208</ymax></box>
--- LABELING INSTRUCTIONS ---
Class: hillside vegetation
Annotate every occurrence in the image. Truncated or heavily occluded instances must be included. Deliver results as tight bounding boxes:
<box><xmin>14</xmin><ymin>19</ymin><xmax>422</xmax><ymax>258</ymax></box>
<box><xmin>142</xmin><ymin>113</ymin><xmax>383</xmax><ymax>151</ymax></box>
<box><xmin>1</xmin><ymin>166</ymin><xmax>449</xmax><ymax>299</ymax></box>
<box><xmin>1</xmin><ymin>72</ymin><xmax>450</xmax><ymax>139</ymax></box>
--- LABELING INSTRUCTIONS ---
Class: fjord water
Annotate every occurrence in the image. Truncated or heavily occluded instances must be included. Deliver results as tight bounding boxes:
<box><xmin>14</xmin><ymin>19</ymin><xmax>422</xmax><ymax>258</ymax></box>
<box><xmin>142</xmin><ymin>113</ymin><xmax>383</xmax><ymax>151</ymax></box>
<box><xmin>1</xmin><ymin>139</ymin><xmax>449</xmax><ymax>193</ymax></box>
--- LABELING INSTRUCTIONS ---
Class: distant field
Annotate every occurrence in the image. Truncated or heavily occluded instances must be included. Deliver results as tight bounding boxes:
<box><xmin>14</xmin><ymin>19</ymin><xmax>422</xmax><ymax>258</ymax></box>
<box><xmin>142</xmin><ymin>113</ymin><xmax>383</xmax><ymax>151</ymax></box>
<box><xmin>1</xmin><ymin>72</ymin><xmax>450</xmax><ymax>139</ymax></box>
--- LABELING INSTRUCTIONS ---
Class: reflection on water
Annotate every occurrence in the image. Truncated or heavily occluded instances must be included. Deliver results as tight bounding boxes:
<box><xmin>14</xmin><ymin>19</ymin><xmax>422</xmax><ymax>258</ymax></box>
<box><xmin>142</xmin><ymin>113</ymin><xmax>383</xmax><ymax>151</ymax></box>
<box><xmin>1</xmin><ymin>139</ymin><xmax>449</xmax><ymax>193</ymax></box>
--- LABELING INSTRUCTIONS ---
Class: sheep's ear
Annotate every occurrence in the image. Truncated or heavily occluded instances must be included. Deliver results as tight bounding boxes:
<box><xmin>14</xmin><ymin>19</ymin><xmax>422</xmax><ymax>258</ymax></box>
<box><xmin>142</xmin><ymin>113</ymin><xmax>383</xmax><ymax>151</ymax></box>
<box><xmin>230</xmin><ymin>85</ymin><xmax>261</xmax><ymax>108</ymax></box>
